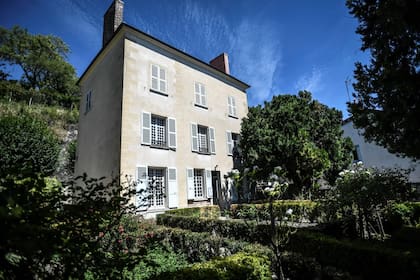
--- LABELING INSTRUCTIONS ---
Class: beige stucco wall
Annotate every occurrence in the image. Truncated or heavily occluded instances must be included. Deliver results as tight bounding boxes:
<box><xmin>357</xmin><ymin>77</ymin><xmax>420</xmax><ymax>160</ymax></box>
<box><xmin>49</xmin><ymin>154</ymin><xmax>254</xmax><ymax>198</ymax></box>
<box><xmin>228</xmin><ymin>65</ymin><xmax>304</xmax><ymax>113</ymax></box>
<box><xmin>343</xmin><ymin>121</ymin><xmax>420</xmax><ymax>183</ymax></box>
<box><xmin>120</xmin><ymin>36</ymin><xmax>248</xmax><ymax>209</ymax></box>
<box><xmin>75</xmin><ymin>37</ymin><xmax>124</xmax><ymax>180</ymax></box>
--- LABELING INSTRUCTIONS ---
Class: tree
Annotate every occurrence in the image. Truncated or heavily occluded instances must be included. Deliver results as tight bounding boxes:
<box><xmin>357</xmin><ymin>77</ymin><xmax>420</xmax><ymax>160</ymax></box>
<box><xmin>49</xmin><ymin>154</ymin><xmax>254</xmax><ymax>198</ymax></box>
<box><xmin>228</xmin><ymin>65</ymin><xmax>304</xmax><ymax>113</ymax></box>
<box><xmin>240</xmin><ymin>91</ymin><xmax>353</xmax><ymax>196</ymax></box>
<box><xmin>0</xmin><ymin>113</ymin><xmax>60</xmax><ymax>179</ymax></box>
<box><xmin>0</xmin><ymin>26</ymin><xmax>79</xmax><ymax>107</ymax></box>
<box><xmin>346</xmin><ymin>0</ymin><xmax>420</xmax><ymax>159</ymax></box>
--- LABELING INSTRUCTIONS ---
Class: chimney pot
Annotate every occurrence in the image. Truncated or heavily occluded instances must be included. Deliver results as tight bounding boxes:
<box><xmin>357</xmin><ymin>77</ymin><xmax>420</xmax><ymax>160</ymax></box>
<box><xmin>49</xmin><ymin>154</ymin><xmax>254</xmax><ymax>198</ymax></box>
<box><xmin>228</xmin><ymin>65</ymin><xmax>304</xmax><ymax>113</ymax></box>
<box><xmin>210</xmin><ymin>53</ymin><xmax>230</xmax><ymax>75</ymax></box>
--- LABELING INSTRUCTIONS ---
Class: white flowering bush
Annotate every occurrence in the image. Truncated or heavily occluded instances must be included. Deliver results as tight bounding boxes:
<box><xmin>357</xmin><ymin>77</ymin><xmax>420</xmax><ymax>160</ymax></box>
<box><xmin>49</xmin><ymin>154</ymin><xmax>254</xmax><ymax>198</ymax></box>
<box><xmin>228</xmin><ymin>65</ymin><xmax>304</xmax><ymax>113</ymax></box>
<box><xmin>325</xmin><ymin>162</ymin><xmax>413</xmax><ymax>240</ymax></box>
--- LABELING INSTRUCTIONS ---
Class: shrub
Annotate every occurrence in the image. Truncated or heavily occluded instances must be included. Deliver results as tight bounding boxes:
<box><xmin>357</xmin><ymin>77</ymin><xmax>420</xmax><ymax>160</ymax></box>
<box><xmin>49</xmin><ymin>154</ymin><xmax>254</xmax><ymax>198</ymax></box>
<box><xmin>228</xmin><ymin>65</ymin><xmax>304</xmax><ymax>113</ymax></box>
<box><xmin>153</xmin><ymin>252</ymin><xmax>272</xmax><ymax>280</ymax></box>
<box><xmin>165</xmin><ymin>206</ymin><xmax>220</xmax><ymax>218</ymax></box>
<box><xmin>67</xmin><ymin>139</ymin><xmax>77</xmax><ymax>172</ymax></box>
<box><xmin>0</xmin><ymin>113</ymin><xmax>60</xmax><ymax>178</ymax></box>
<box><xmin>231</xmin><ymin>200</ymin><xmax>319</xmax><ymax>222</ymax></box>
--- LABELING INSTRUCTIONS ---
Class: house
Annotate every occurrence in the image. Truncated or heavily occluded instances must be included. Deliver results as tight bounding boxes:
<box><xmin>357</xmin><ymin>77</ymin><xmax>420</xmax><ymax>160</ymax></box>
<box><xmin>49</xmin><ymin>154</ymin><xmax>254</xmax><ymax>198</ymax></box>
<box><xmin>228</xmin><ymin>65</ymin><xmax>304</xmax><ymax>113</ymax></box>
<box><xmin>342</xmin><ymin>119</ymin><xmax>420</xmax><ymax>184</ymax></box>
<box><xmin>75</xmin><ymin>0</ymin><xmax>249</xmax><ymax>216</ymax></box>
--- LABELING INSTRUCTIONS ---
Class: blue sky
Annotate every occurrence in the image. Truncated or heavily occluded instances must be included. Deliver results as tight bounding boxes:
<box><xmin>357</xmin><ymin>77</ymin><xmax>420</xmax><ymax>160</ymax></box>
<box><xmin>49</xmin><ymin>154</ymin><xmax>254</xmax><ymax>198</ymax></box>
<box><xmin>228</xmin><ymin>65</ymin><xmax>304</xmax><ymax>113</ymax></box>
<box><xmin>0</xmin><ymin>0</ymin><xmax>369</xmax><ymax>118</ymax></box>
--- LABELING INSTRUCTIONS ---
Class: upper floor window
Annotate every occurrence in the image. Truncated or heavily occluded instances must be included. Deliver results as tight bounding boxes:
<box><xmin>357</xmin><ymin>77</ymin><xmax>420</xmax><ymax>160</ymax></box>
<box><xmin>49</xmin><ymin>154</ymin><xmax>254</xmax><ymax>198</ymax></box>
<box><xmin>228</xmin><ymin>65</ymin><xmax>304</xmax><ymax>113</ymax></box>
<box><xmin>85</xmin><ymin>90</ymin><xmax>92</xmax><ymax>113</ymax></box>
<box><xmin>228</xmin><ymin>96</ymin><xmax>237</xmax><ymax>117</ymax></box>
<box><xmin>151</xmin><ymin>64</ymin><xmax>167</xmax><ymax>94</ymax></box>
<box><xmin>142</xmin><ymin>112</ymin><xmax>176</xmax><ymax>149</ymax></box>
<box><xmin>194</xmin><ymin>82</ymin><xmax>207</xmax><ymax>108</ymax></box>
<box><xmin>191</xmin><ymin>123</ymin><xmax>215</xmax><ymax>154</ymax></box>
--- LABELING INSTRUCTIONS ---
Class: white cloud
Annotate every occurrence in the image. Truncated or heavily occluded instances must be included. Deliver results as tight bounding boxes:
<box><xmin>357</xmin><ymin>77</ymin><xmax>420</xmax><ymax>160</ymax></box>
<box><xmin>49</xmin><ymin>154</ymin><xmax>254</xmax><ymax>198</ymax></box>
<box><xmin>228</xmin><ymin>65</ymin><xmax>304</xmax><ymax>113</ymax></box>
<box><xmin>294</xmin><ymin>67</ymin><xmax>324</xmax><ymax>93</ymax></box>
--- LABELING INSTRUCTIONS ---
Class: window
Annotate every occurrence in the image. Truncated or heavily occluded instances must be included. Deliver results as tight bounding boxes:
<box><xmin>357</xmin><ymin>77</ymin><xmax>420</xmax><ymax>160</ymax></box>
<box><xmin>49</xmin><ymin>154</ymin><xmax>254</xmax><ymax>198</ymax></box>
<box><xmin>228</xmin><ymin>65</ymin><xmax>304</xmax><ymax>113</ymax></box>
<box><xmin>193</xmin><ymin>169</ymin><xmax>205</xmax><ymax>198</ymax></box>
<box><xmin>85</xmin><ymin>90</ymin><xmax>92</xmax><ymax>113</ymax></box>
<box><xmin>142</xmin><ymin>112</ymin><xmax>176</xmax><ymax>149</ymax></box>
<box><xmin>136</xmin><ymin>166</ymin><xmax>178</xmax><ymax>210</ymax></box>
<box><xmin>191</xmin><ymin>123</ymin><xmax>215</xmax><ymax>154</ymax></box>
<box><xmin>228</xmin><ymin>96</ymin><xmax>237</xmax><ymax>117</ymax></box>
<box><xmin>186</xmin><ymin>168</ymin><xmax>213</xmax><ymax>200</ymax></box>
<box><xmin>151</xmin><ymin>64</ymin><xmax>167</xmax><ymax>94</ymax></box>
<box><xmin>352</xmin><ymin>145</ymin><xmax>362</xmax><ymax>162</ymax></box>
<box><xmin>194</xmin><ymin>82</ymin><xmax>207</xmax><ymax>107</ymax></box>
<box><xmin>226</xmin><ymin>131</ymin><xmax>240</xmax><ymax>155</ymax></box>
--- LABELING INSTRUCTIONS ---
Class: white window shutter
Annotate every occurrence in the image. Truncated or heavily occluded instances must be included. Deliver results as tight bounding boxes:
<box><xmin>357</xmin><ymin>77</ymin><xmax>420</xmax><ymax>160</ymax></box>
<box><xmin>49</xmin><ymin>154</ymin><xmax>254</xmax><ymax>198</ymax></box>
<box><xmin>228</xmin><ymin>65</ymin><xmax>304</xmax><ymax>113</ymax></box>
<box><xmin>186</xmin><ymin>168</ymin><xmax>195</xmax><ymax>199</ymax></box>
<box><xmin>228</xmin><ymin>96</ymin><xmax>233</xmax><ymax>116</ymax></box>
<box><xmin>209</xmin><ymin>127</ymin><xmax>216</xmax><ymax>154</ymax></box>
<box><xmin>167</xmin><ymin>168</ymin><xmax>178</xmax><ymax>208</ymax></box>
<box><xmin>168</xmin><ymin>117</ymin><xmax>177</xmax><ymax>148</ymax></box>
<box><xmin>151</xmin><ymin>65</ymin><xmax>158</xmax><ymax>91</ymax></box>
<box><xmin>226</xmin><ymin>131</ymin><xmax>233</xmax><ymax>155</ymax></box>
<box><xmin>191</xmin><ymin>123</ymin><xmax>198</xmax><ymax>152</ymax></box>
<box><xmin>205</xmin><ymin>169</ymin><xmax>213</xmax><ymax>198</ymax></box>
<box><xmin>195</xmin><ymin>83</ymin><xmax>200</xmax><ymax>104</ymax></box>
<box><xmin>136</xmin><ymin>166</ymin><xmax>149</xmax><ymax>211</ymax></box>
<box><xmin>231</xmin><ymin>97</ymin><xmax>237</xmax><ymax>116</ymax></box>
<box><xmin>142</xmin><ymin>112</ymin><xmax>151</xmax><ymax>145</ymax></box>
<box><xmin>201</xmin><ymin>85</ymin><xmax>206</xmax><ymax>106</ymax></box>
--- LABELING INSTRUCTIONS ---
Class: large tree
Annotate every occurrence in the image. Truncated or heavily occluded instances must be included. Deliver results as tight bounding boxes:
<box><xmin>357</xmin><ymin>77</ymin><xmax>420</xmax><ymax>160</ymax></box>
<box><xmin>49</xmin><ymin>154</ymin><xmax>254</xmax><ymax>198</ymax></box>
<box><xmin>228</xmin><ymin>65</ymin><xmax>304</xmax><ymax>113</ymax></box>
<box><xmin>347</xmin><ymin>0</ymin><xmax>420</xmax><ymax>159</ymax></box>
<box><xmin>241</xmin><ymin>91</ymin><xmax>353</xmax><ymax>196</ymax></box>
<box><xmin>0</xmin><ymin>26</ymin><xmax>79</xmax><ymax>107</ymax></box>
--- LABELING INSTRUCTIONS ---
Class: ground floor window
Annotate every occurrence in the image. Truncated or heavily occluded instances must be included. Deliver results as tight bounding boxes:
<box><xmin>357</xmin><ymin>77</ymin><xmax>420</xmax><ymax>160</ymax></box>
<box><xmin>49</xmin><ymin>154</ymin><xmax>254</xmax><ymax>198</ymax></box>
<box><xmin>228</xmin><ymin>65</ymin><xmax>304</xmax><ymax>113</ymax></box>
<box><xmin>148</xmin><ymin>167</ymin><xmax>165</xmax><ymax>208</ymax></box>
<box><xmin>193</xmin><ymin>169</ymin><xmax>205</xmax><ymax>198</ymax></box>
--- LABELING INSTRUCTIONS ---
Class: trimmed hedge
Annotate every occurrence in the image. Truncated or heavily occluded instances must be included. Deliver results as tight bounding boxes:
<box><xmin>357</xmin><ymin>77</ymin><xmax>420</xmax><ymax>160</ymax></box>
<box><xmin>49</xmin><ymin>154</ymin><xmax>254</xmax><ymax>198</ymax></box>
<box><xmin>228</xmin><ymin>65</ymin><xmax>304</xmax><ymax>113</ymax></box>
<box><xmin>230</xmin><ymin>200</ymin><xmax>319</xmax><ymax>222</ymax></box>
<box><xmin>153</xmin><ymin>226</ymin><xmax>271</xmax><ymax>262</ymax></box>
<box><xmin>158</xmin><ymin>213</ymin><xmax>420</xmax><ymax>279</ymax></box>
<box><xmin>151</xmin><ymin>252</ymin><xmax>272</xmax><ymax>280</ymax></box>
<box><xmin>165</xmin><ymin>206</ymin><xmax>220</xmax><ymax>219</ymax></box>
<box><xmin>288</xmin><ymin>230</ymin><xmax>420</xmax><ymax>280</ymax></box>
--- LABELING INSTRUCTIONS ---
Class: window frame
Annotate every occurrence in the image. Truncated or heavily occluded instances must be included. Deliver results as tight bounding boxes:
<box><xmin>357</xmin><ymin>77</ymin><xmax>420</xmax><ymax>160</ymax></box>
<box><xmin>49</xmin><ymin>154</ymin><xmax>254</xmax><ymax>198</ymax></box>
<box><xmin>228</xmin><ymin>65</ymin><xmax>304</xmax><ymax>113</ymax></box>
<box><xmin>194</xmin><ymin>82</ymin><xmax>207</xmax><ymax>108</ymax></box>
<box><xmin>191</xmin><ymin>123</ymin><xmax>215</xmax><ymax>155</ymax></box>
<box><xmin>85</xmin><ymin>90</ymin><xmax>92</xmax><ymax>114</ymax></box>
<box><xmin>147</xmin><ymin>167</ymin><xmax>166</xmax><ymax>209</ymax></box>
<box><xmin>228</xmin><ymin>96</ymin><xmax>237</xmax><ymax>118</ymax></box>
<box><xmin>150</xmin><ymin>64</ymin><xmax>167</xmax><ymax>95</ymax></box>
<box><xmin>142</xmin><ymin>112</ymin><xmax>176</xmax><ymax>150</ymax></box>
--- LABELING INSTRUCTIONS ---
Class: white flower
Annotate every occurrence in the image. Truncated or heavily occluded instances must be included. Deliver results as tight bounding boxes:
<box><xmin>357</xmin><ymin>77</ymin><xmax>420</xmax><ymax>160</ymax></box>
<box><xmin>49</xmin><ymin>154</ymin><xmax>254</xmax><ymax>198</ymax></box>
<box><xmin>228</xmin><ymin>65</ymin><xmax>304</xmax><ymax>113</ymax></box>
<box><xmin>350</xmin><ymin>170</ymin><xmax>355</xmax><ymax>174</ymax></box>
<box><xmin>339</xmin><ymin>171</ymin><xmax>345</xmax><ymax>177</ymax></box>
<box><xmin>274</xmin><ymin>166</ymin><xmax>282</xmax><ymax>172</ymax></box>
<box><xmin>231</xmin><ymin>169</ymin><xmax>240</xmax><ymax>174</ymax></box>
<box><xmin>253</xmin><ymin>165</ymin><xmax>259</xmax><ymax>170</ymax></box>
<box><xmin>357</xmin><ymin>161</ymin><xmax>363</xmax><ymax>166</ymax></box>
<box><xmin>283</xmin><ymin>217</ymin><xmax>288</xmax><ymax>221</ymax></box>
<box><xmin>269</xmin><ymin>174</ymin><xmax>279</xmax><ymax>181</ymax></box>
<box><xmin>361</xmin><ymin>186</ymin><xmax>367</xmax><ymax>191</ymax></box>
<box><xmin>264</xmin><ymin>187</ymin><xmax>274</xmax><ymax>193</ymax></box>
<box><xmin>286</xmin><ymin>208</ymin><xmax>293</xmax><ymax>215</ymax></box>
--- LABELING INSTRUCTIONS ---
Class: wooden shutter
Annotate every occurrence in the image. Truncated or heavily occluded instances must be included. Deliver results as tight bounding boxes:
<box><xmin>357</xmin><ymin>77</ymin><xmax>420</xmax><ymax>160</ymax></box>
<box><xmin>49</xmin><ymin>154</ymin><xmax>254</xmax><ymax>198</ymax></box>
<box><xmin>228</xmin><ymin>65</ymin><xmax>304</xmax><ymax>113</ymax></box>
<box><xmin>186</xmin><ymin>168</ymin><xmax>195</xmax><ymax>199</ymax></box>
<box><xmin>167</xmin><ymin>168</ymin><xmax>178</xmax><ymax>208</ymax></box>
<box><xmin>201</xmin><ymin>84</ymin><xmax>206</xmax><ymax>106</ymax></box>
<box><xmin>168</xmin><ymin>117</ymin><xmax>176</xmax><ymax>148</ymax></box>
<box><xmin>209</xmin><ymin>127</ymin><xmax>216</xmax><ymax>154</ymax></box>
<box><xmin>228</xmin><ymin>96</ymin><xmax>233</xmax><ymax>116</ymax></box>
<box><xmin>226</xmin><ymin>131</ymin><xmax>233</xmax><ymax>155</ymax></box>
<box><xmin>151</xmin><ymin>65</ymin><xmax>158</xmax><ymax>91</ymax></box>
<box><xmin>231</xmin><ymin>97</ymin><xmax>237</xmax><ymax>116</ymax></box>
<box><xmin>191</xmin><ymin>123</ymin><xmax>198</xmax><ymax>152</ymax></box>
<box><xmin>136</xmin><ymin>166</ymin><xmax>148</xmax><ymax>211</ymax></box>
<box><xmin>195</xmin><ymin>83</ymin><xmax>200</xmax><ymax>105</ymax></box>
<box><xmin>205</xmin><ymin>169</ymin><xmax>213</xmax><ymax>198</ymax></box>
<box><xmin>142</xmin><ymin>112</ymin><xmax>151</xmax><ymax>145</ymax></box>
<box><xmin>159</xmin><ymin>67</ymin><xmax>166</xmax><ymax>93</ymax></box>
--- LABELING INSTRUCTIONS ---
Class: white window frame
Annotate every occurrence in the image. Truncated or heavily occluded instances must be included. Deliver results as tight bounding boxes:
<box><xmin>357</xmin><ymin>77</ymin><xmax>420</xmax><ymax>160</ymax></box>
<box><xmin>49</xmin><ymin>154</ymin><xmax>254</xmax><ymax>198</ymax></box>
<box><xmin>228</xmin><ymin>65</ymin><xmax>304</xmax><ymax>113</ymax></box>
<box><xmin>191</xmin><ymin>123</ymin><xmax>215</xmax><ymax>154</ymax></box>
<box><xmin>186</xmin><ymin>168</ymin><xmax>213</xmax><ymax>200</ymax></box>
<box><xmin>228</xmin><ymin>96</ymin><xmax>237</xmax><ymax>117</ymax></box>
<box><xmin>147</xmin><ymin>167</ymin><xmax>166</xmax><ymax>209</ymax></box>
<box><xmin>142</xmin><ymin>112</ymin><xmax>176</xmax><ymax>149</ymax></box>
<box><xmin>194</xmin><ymin>82</ymin><xmax>207</xmax><ymax>107</ymax></box>
<box><xmin>150</xmin><ymin>64</ymin><xmax>167</xmax><ymax>94</ymax></box>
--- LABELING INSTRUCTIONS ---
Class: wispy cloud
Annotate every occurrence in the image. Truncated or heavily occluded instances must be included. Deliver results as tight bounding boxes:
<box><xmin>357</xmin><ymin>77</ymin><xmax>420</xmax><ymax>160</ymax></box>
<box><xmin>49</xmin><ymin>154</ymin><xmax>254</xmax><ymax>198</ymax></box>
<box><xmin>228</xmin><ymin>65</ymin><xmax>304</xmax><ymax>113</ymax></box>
<box><xmin>228</xmin><ymin>21</ymin><xmax>281</xmax><ymax>105</ymax></box>
<box><xmin>294</xmin><ymin>67</ymin><xmax>324</xmax><ymax>93</ymax></box>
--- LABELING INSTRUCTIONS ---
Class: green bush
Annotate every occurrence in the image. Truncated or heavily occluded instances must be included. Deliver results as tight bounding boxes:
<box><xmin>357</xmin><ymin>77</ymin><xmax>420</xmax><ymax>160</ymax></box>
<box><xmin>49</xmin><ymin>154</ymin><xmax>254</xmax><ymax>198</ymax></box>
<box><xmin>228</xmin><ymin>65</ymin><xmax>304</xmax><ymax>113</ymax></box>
<box><xmin>231</xmin><ymin>200</ymin><xmax>319</xmax><ymax>222</ymax></box>
<box><xmin>0</xmin><ymin>113</ymin><xmax>60</xmax><ymax>178</ymax></box>
<box><xmin>67</xmin><ymin>139</ymin><xmax>77</xmax><ymax>172</ymax></box>
<box><xmin>153</xmin><ymin>252</ymin><xmax>272</xmax><ymax>280</ymax></box>
<box><xmin>165</xmin><ymin>206</ymin><xmax>220</xmax><ymax>218</ymax></box>
<box><xmin>288</xmin><ymin>230</ymin><xmax>420</xmax><ymax>279</ymax></box>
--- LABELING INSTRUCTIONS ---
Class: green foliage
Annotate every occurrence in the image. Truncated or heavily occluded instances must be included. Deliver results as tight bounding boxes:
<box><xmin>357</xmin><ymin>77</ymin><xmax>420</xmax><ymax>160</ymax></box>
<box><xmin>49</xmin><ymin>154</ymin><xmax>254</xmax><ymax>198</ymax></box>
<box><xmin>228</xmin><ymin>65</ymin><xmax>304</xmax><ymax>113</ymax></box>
<box><xmin>231</xmin><ymin>200</ymin><xmax>319</xmax><ymax>222</ymax></box>
<box><xmin>323</xmin><ymin>162</ymin><xmax>414</xmax><ymax>239</ymax></box>
<box><xmin>288</xmin><ymin>230</ymin><xmax>420</xmax><ymax>280</ymax></box>
<box><xmin>123</xmin><ymin>246</ymin><xmax>189</xmax><ymax>280</ymax></box>
<box><xmin>0</xmin><ymin>26</ymin><xmax>79</xmax><ymax>108</ymax></box>
<box><xmin>165</xmin><ymin>206</ymin><xmax>220</xmax><ymax>218</ymax></box>
<box><xmin>0</xmin><ymin>174</ymin><xmax>150</xmax><ymax>279</ymax></box>
<box><xmin>240</xmin><ymin>91</ymin><xmax>353</xmax><ymax>196</ymax></box>
<box><xmin>67</xmin><ymin>139</ymin><xmax>77</xmax><ymax>172</ymax></box>
<box><xmin>346</xmin><ymin>0</ymin><xmax>420</xmax><ymax>159</ymax></box>
<box><xmin>0</xmin><ymin>113</ymin><xmax>60</xmax><ymax>178</ymax></box>
<box><xmin>385</xmin><ymin>202</ymin><xmax>420</xmax><ymax>230</ymax></box>
<box><xmin>155</xmin><ymin>252</ymin><xmax>272</xmax><ymax>280</ymax></box>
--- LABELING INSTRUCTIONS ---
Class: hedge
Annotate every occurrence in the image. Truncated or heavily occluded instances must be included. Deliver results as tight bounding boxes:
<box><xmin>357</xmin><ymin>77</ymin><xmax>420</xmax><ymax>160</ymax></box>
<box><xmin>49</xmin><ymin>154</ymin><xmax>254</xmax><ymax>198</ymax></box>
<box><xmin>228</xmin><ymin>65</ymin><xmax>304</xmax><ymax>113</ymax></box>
<box><xmin>151</xmin><ymin>252</ymin><xmax>272</xmax><ymax>280</ymax></box>
<box><xmin>165</xmin><ymin>206</ymin><xmax>220</xmax><ymax>219</ymax></box>
<box><xmin>153</xmin><ymin>226</ymin><xmax>271</xmax><ymax>262</ymax></box>
<box><xmin>230</xmin><ymin>200</ymin><xmax>319</xmax><ymax>222</ymax></box>
<box><xmin>157</xmin><ymin>213</ymin><xmax>420</xmax><ymax>279</ymax></box>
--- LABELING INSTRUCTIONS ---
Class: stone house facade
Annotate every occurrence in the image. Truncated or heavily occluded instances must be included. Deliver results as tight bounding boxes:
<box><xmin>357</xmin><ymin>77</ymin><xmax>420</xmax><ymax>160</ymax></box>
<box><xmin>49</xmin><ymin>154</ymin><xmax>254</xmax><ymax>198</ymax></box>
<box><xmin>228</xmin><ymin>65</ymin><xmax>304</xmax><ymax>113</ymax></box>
<box><xmin>75</xmin><ymin>0</ymin><xmax>249</xmax><ymax>216</ymax></box>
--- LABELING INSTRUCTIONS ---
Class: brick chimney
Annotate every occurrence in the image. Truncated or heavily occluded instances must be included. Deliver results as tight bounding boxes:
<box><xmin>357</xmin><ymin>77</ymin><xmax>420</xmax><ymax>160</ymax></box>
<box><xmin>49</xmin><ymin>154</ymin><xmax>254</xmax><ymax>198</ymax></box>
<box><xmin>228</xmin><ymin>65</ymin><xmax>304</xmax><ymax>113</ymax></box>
<box><xmin>209</xmin><ymin>53</ymin><xmax>230</xmax><ymax>75</ymax></box>
<box><xmin>103</xmin><ymin>0</ymin><xmax>124</xmax><ymax>46</ymax></box>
